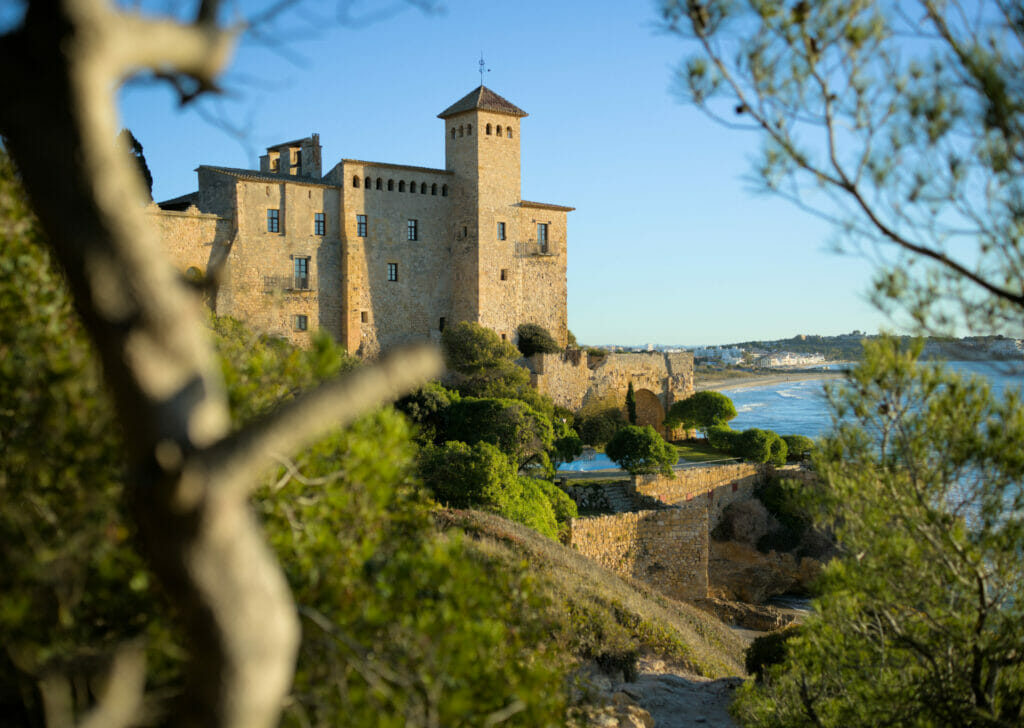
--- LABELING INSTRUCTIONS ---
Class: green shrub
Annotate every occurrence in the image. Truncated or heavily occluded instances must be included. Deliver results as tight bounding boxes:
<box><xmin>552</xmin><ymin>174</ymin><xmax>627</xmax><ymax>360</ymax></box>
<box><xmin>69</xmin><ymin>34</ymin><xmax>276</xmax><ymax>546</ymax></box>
<box><xmin>516</xmin><ymin>322</ymin><xmax>561</xmax><ymax>357</ymax></box>
<box><xmin>737</xmin><ymin>428</ymin><xmax>780</xmax><ymax>463</ymax></box>
<box><xmin>418</xmin><ymin>440</ymin><xmax>518</xmax><ymax>508</ymax></box>
<box><xmin>782</xmin><ymin>434</ymin><xmax>815</xmax><ymax>462</ymax></box>
<box><xmin>745</xmin><ymin>627</ymin><xmax>801</xmax><ymax>681</ymax></box>
<box><xmin>605</xmin><ymin>425</ymin><xmax>678</xmax><ymax>476</ymax></box>
<box><xmin>768</xmin><ymin>431</ymin><xmax>788</xmax><ymax>466</ymax></box>
<box><xmin>707</xmin><ymin>425</ymin><xmax>739</xmax><ymax>453</ymax></box>
<box><xmin>664</xmin><ymin>391</ymin><xmax>738</xmax><ymax>434</ymax></box>
<box><xmin>394</xmin><ymin>381</ymin><xmax>455</xmax><ymax>444</ymax></box>
<box><xmin>446</xmin><ymin>397</ymin><xmax>554</xmax><ymax>468</ymax></box>
<box><xmin>538</xmin><ymin>479</ymin><xmax>579</xmax><ymax>527</ymax></box>
<box><xmin>577</xmin><ymin>396</ymin><xmax>626</xmax><ymax>447</ymax></box>
<box><xmin>441</xmin><ymin>321</ymin><xmax>519</xmax><ymax>375</ymax></box>
<box><xmin>503</xmin><ymin>477</ymin><xmax>560</xmax><ymax>540</ymax></box>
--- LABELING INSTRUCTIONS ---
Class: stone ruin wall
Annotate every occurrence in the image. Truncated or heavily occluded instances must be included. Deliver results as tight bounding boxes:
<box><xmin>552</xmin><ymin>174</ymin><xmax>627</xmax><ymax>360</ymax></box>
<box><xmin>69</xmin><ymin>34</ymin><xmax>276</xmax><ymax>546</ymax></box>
<box><xmin>568</xmin><ymin>463</ymin><xmax>768</xmax><ymax>601</ymax></box>
<box><xmin>567</xmin><ymin>505</ymin><xmax>709</xmax><ymax>602</ymax></box>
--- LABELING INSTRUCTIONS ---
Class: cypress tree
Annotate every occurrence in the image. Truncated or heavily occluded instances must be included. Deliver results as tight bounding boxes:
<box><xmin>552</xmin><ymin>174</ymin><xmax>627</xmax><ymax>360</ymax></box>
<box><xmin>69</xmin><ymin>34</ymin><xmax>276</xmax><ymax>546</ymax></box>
<box><xmin>625</xmin><ymin>381</ymin><xmax>637</xmax><ymax>425</ymax></box>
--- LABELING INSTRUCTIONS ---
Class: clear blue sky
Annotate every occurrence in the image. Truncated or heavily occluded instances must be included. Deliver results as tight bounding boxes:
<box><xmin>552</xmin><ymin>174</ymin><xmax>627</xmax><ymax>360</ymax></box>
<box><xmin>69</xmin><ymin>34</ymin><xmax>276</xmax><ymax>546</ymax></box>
<box><xmin>113</xmin><ymin>0</ymin><xmax>893</xmax><ymax>346</ymax></box>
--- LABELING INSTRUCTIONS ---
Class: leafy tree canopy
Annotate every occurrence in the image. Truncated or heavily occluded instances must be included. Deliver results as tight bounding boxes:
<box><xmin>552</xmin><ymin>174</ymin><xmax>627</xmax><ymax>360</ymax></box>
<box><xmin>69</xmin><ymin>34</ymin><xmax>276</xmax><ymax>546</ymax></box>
<box><xmin>665</xmin><ymin>391</ymin><xmax>737</xmax><ymax>433</ymax></box>
<box><xmin>516</xmin><ymin>322</ymin><xmax>561</xmax><ymax>357</ymax></box>
<box><xmin>663</xmin><ymin>0</ymin><xmax>1024</xmax><ymax>336</ymax></box>
<box><xmin>446</xmin><ymin>396</ymin><xmax>555</xmax><ymax>470</ymax></box>
<box><xmin>733</xmin><ymin>338</ymin><xmax>1024</xmax><ymax>727</ymax></box>
<box><xmin>605</xmin><ymin>425</ymin><xmax>678</xmax><ymax>477</ymax></box>
<box><xmin>441</xmin><ymin>321</ymin><xmax>519</xmax><ymax>375</ymax></box>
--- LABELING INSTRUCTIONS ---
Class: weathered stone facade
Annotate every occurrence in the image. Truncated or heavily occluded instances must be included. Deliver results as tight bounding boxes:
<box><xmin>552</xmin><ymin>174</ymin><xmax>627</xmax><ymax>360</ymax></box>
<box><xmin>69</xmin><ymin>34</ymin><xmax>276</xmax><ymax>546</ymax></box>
<box><xmin>153</xmin><ymin>86</ymin><xmax>571</xmax><ymax>354</ymax></box>
<box><xmin>567</xmin><ymin>463</ymin><xmax>767</xmax><ymax>601</ymax></box>
<box><xmin>526</xmin><ymin>350</ymin><xmax>695</xmax><ymax>434</ymax></box>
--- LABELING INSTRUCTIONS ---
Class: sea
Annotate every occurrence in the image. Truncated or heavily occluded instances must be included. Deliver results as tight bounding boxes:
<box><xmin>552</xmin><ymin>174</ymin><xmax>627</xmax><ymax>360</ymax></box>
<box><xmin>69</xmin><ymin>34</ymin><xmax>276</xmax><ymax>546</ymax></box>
<box><xmin>559</xmin><ymin>361</ymin><xmax>1024</xmax><ymax>472</ymax></box>
<box><xmin>729</xmin><ymin>361</ymin><xmax>1024</xmax><ymax>438</ymax></box>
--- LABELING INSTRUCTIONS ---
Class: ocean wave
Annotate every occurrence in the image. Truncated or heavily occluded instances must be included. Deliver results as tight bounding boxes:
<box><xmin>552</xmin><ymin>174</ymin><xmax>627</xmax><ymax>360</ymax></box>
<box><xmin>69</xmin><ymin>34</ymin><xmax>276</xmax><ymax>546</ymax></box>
<box><xmin>776</xmin><ymin>389</ymin><xmax>804</xmax><ymax>399</ymax></box>
<box><xmin>736</xmin><ymin>402</ymin><xmax>767</xmax><ymax>413</ymax></box>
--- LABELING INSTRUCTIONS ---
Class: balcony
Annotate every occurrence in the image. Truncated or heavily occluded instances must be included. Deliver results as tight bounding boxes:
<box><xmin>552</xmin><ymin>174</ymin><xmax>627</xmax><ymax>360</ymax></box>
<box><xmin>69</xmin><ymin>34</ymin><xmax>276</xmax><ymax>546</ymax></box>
<box><xmin>263</xmin><ymin>275</ymin><xmax>318</xmax><ymax>293</ymax></box>
<box><xmin>514</xmin><ymin>240</ymin><xmax>558</xmax><ymax>257</ymax></box>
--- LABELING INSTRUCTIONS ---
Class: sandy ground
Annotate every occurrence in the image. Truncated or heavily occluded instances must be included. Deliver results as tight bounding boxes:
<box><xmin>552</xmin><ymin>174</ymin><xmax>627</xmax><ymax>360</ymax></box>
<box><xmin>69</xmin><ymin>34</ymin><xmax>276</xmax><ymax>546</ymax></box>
<box><xmin>696</xmin><ymin>370</ymin><xmax>844</xmax><ymax>393</ymax></box>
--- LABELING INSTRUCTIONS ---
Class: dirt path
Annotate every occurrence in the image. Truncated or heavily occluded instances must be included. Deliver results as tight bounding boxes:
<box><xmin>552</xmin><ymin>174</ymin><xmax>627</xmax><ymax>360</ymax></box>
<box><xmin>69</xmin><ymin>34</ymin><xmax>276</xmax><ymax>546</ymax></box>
<box><xmin>620</xmin><ymin>657</ymin><xmax>743</xmax><ymax>727</ymax></box>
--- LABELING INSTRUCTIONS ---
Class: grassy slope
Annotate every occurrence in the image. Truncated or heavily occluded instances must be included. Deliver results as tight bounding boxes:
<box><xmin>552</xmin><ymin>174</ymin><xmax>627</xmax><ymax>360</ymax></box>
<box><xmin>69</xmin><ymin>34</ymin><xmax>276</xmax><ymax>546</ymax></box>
<box><xmin>435</xmin><ymin>509</ymin><xmax>747</xmax><ymax>679</ymax></box>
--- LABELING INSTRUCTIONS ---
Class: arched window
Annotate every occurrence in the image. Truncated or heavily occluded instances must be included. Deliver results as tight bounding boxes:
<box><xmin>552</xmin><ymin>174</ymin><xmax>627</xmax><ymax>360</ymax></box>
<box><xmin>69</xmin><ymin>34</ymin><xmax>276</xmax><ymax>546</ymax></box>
<box><xmin>408</xmin><ymin>180</ymin><xmax>415</xmax><ymax>192</ymax></box>
<box><xmin>486</xmin><ymin>123</ymin><xmax>492</xmax><ymax>135</ymax></box>
<box><xmin>496</xmin><ymin>125</ymin><xmax>502</xmax><ymax>136</ymax></box>
<box><xmin>352</xmin><ymin>175</ymin><xmax>360</xmax><ymax>188</ymax></box>
<box><xmin>431</xmin><ymin>183</ymin><xmax>437</xmax><ymax>195</ymax></box>
<box><xmin>451</xmin><ymin>128</ymin><xmax>456</xmax><ymax>139</ymax></box>
<box><xmin>399</xmin><ymin>181</ymin><xmax>405</xmax><ymax>192</ymax></box>
<box><xmin>387</xmin><ymin>179</ymin><xmax>394</xmax><ymax>191</ymax></box>
<box><xmin>420</xmin><ymin>183</ymin><xmax>427</xmax><ymax>194</ymax></box>
<box><xmin>364</xmin><ymin>176</ymin><xmax>371</xmax><ymax>189</ymax></box>
<box><xmin>441</xmin><ymin>185</ymin><xmax>448</xmax><ymax>197</ymax></box>
<box><xmin>458</xmin><ymin>125</ymin><xmax>464</xmax><ymax>137</ymax></box>
<box><xmin>507</xmin><ymin>127</ymin><xmax>513</xmax><ymax>139</ymax></box>
<box><xmin>467</xmin><ymin>124</ymin><xmax>472</xmax><ymax>136</ymax></box>
<box><xmin>376</xmin><ymin>178</ymin><xmax>382</xmax><ymax>190</ymax></box>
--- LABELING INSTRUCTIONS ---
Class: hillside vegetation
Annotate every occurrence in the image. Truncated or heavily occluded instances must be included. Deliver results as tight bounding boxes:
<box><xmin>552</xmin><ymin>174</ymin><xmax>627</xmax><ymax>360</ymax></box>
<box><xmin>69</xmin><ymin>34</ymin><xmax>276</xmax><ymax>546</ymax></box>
<box><xmin>436</xmin><ymin>509</ymin><xmax>747</xmax><ymax>680</ymax></box>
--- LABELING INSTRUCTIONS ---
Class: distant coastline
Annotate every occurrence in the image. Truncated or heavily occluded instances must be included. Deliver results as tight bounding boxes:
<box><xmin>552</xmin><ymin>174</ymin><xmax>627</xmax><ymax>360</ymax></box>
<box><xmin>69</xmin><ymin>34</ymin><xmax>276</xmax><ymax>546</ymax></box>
<box><xmin>696</xmin><ymin>369</ymin><xmax>845</xmax><ymax>393</ymax></box>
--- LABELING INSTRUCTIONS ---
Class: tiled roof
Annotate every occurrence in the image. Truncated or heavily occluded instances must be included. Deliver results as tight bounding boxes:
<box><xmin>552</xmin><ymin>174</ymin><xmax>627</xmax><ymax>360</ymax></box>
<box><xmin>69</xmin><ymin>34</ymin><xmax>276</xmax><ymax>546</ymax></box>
<box><xmin>198</xmin><ymin>165</ymin><xmax>337</xmax><ymax>188</ymax></box>
<box><xmin>437</xmin><ymin>86</ymin><xmax>528</xmax><ymax>119</ymax></box>
<box><xmin>520</xmin><ymin>200</ymin><xmax>575</xmax><ymax>212</ymax></box>
<box><xmin>157</xmin><ymin>191</ymin><xmax>199</xmax><ymax>211</ymax></box>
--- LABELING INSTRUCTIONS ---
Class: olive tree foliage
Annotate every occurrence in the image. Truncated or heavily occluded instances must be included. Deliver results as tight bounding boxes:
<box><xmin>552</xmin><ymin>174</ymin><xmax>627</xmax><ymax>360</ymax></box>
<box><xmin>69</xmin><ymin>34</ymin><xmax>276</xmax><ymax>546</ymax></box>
<box><xmin>662</xmin><ymin>0</ymin><xmax>1024</xmax><ymax>336</ymax></box>
<box><xmin>733</xmin><ymin>338</ymin><xmax>1024</xmax><ymax>727</ymax></box>
<box><xmin>0</xmin><ymin>4</ymin><xmax>441</xmax><ymax>727</ymax></box>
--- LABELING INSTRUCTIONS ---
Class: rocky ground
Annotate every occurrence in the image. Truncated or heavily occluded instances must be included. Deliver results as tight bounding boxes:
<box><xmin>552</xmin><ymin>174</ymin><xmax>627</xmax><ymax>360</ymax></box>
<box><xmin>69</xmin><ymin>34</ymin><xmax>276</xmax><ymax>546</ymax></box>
<box><xmin>573</xmin><ymin>655</ymin><xmax>744</xmax><ymax>727</ymax></box>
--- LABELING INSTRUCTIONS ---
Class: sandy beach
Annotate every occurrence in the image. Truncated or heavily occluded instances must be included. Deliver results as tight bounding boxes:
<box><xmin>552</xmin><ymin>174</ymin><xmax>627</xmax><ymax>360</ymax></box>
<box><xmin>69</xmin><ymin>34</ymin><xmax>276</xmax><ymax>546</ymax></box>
<box><xmin>696</xmin><ymin>370</ymin><xmax>845</xmax><ymax>393</ymax></box>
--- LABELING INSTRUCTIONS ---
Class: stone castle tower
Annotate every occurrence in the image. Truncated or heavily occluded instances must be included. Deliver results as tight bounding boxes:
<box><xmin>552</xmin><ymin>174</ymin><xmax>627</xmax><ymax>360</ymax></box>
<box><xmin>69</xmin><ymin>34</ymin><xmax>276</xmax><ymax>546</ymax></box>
<box><xmin>154</xmin><ymin>86</ymin><xmax>572</xmax><ymax>355</ymax></box>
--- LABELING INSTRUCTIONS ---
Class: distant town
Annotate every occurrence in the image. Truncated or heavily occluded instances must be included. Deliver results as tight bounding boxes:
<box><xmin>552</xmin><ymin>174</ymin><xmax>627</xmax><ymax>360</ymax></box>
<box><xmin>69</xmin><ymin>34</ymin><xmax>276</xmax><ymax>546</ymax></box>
<box><xmin>587</xmin><ymin>332</ymin><xmax>1024</xmax><ymax>369</ymax></box>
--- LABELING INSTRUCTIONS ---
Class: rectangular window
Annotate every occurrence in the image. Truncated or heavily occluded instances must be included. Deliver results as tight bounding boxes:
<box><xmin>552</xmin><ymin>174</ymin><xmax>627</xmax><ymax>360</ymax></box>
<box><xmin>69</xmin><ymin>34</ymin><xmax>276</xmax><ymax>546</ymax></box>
<box><xmin>267</xmin><ymin>209</ymin><xmax>279</xmax><ymax>233</ymax></box>
<box><xmin>537</xmin><ymin>223</ymin><xmax>548</xmax><ymax>252</ymax></box>
<box><xmin>407</xmin><ymin>219</ymin><xmax>418</xmax><ymax>241</ymax></box>
<box><xmin>360</xmin><ymin>311</ymin><xmax>368</xmax><ymax>323</ymax></box>
<box><xmin>497</xmin><ymin>222</ymin><xmax>506</xmax><ymax>240</ymax></box>
<box><xmin>314</xmin><ymin>212</ymin><xmax>325</xmax><ymax>236</ymax></box>
<box><xmin>293</xmin><ymin>257</ymin><xmax>309</xmax><ymax>289</ymax></box>
<box><xmin>387</xmin><ymin>263</ymin><xmax>398</xmax><ymax>282</ymax></box>
<box><xmin>500</xmin><ymin>269</ymin><xmax>508</xmax><ymax>281</ymax></box>
<box><xmin>439</xmin><ymin>317</ymin><xmax>446</xmax><ymax>332</ymax></box>
<box><xmin>294</xmin><ymin>314</ymin><xmax>308</xmax><ymax>331</ymax></box>
<box><xmin>357</xmin><ymin>214</ymin><xmax>367</xmax><ymax>237</ymax></box>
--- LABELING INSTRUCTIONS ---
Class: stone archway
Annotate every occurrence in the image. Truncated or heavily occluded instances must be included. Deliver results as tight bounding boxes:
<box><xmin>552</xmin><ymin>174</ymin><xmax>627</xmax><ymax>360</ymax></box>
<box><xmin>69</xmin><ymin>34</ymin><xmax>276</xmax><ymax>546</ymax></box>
<box><xmin>634</xmin><ymin>388</ymin><xmax>666</xmax><ymax>435</ymax></box>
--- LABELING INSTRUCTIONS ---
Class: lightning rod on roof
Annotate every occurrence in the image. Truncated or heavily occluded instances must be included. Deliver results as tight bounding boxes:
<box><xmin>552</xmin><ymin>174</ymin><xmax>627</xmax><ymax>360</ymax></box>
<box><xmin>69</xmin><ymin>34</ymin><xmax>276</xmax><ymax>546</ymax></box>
<box><xmin>479</xmin><ymin>52</ymin><xmax>490</xmax><ymax>85</ymax></box>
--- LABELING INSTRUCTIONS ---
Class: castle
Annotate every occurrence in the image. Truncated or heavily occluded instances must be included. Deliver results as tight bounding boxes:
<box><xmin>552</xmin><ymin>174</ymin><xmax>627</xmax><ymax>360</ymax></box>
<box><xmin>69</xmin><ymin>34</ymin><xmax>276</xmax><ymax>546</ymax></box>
<box><xmin>155</xmin><ymin>85</ymin><xmax>571</xmax><ymax>355</ymax></box>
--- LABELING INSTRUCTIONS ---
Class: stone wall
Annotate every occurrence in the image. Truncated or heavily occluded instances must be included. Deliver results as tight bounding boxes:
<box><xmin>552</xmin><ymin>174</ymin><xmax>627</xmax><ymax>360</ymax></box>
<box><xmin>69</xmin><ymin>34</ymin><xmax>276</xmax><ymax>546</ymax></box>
<box><xmin>568</xmin><ymin>462</ymin><xmax>768</xmax><ymax>602</ymax></box>
<box><xmin>146</xmin><ymin>204</ymin><xmax>231</xmax><ymax>278</ymax></box>
<box><xmin>568</xmin><ymin>505</ymin><xmax>709</xmax><ymax>601</ymax></box>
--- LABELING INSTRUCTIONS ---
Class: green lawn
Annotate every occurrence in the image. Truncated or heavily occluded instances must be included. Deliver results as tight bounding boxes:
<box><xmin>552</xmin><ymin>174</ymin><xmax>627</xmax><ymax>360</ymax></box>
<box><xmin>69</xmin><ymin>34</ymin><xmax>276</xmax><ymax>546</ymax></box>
<box><xmin>673</xmin><ymin>440</ymin><xmax>729</xmax><ymax>463</ymax></box>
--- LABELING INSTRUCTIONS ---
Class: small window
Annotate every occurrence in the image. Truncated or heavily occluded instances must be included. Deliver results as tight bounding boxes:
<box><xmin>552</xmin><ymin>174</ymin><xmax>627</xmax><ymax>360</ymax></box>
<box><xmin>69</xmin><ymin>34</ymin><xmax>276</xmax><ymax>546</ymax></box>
<box><xmin>267</xmin><ymin>209</ymin><xmax>279</xmax><ymax>233</ymax></box>
<box><xmin>451</xmin><ymin>128</ymin><xmax>456</xmax><ymax>140</ymax></box>
<box><xmin>314</xmin><ymin>212</ymin><xmax>325</xmax><ymax>236</ymax></box>
<box><xmin>270</xmin><ymin>158</ymin><xmax>279</xmax><ymax>172</ymax></box>
<box><xmin>537</xmin><ymin>223</ymin><xmax>548</xmax><ymax>252</ymax></box>
<box><xmin>352</xmin><ymin>176</ymin><xmax>360</xmax><ymax>188</ymax></box>
<box><xmin>387</xmin><ymin>179</ymin><xmax>394</xmax><ymax>191</ymax></box>
<box><xmin>431</xmin><ymin>183</ymin><xmax>437</xmax><ymax>195</ymax></box>
<box><xmin>409</xmin><ymin>180</ymin><xmax>416</xmax><ymax>193</ymax></box>
<box><xmin>496</xmin><ymin>125</ymin><xmax>502</xmax><ymax>136</ymax></box>
<box><xmin>500</xmin><ymin>269</ymin><xmax>508</xmax><ymax>281</ymax></box>
<box><xmin>467</xmin><ymin>124</ymin><xmax>472</xmax><ymax>136</ymax></box>
<box><xmin>420</xmin><ymin>183</ymin><xmax>427</xmax><ymax>194</ymax></box>
<box><xmin>497</xmin><ymin>221</ymin><xmax>506</xmax><ymax>240</ymax></box>
<box><xmin>462</xmin><ymin>225</ymin><xmax>468</xmax><ymax>238</ymax></box>
<box><xmin>376</xmin><ymin>178</ymin><xmax>382</xmax><ymax>190</ymax></box>
<box><xmin>360</xmin><ymin>311</ymin><xmax>368</xmax><ymax>324</ymax></box>
<box><xmin>293</xmin><ymin>257</ymin><xmax>310</xmax><ymax>289</ymax></box>
<box><xmin>442</xmin><ymin>185</ymin><xmax>448</xmax><ymax>197</ymax></box>
<box><xmin>439</xmin><ymin>317</ymin><xmax>446</xmax><ymax>331</ymax></box>
<box><xmin>399</xmin><ymin>181</ymin><xmax>406</xmax><ymax>192</ymax></box>
<box><xmin>357</xmin><ymin>214</ymin><xmax>367</xmax><ymax>237</ymax></box>
<box><xmin>294</xmin><ymin>150</ymin><xmax>302</xmax><ymax>167</ymax></box>
<box><xmin>407</xmin><ymin>219</ymin><xmax>418</xmax><ymax>241</ymax></box>
<box><xmin>387</xmin><ymin>263</ymin><xmax>398</xmax><ymax>282</ymax></box>
<box><xmin>507</xmin><ymin>127</ymin><xmax>513</xmax><ymax>139</ymax></box>
<box><xmin>501</xmin><ymin>333</ymin><xmax>507</xmax><ymax>341</ymax></box>
<box><xmin>364</xmin><ymin>176</ymin><xmax>371</xmax><ymax>189</ymax></box>
<box><xmin>486</xmin><ymin>123</ymin><xmax>492</xmax><ymax>135</ymax></box>
<box><xmin>294</xmin><ymin>314</ymin><xmax>308</xmax><ymax>331</ymax></box>
<box><xmin>459</xmin><ymin>125</ymin><xmax>464</xmax><ymax>137</ymax></box>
